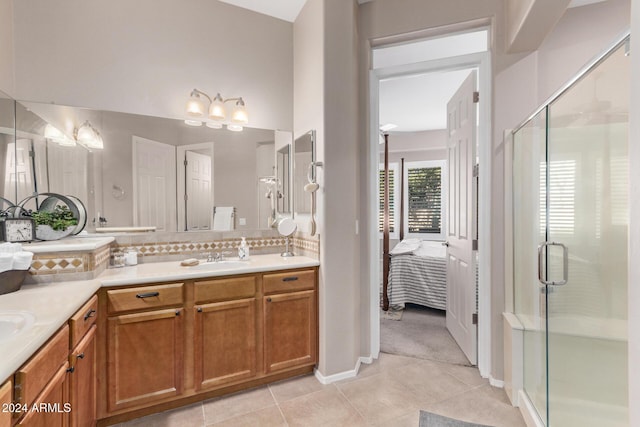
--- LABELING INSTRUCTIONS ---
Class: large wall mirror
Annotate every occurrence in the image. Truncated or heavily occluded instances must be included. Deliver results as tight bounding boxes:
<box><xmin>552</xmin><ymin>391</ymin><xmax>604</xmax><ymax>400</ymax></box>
<box><xmin>2</xmin><ymin>99</ymin><xmax>292</xmax><ymax>233</ymax></box>
<box><xmin>293</xmin><ymin>130</ymin><xmax>315</xmax><ymax>218</ymax></box>
<box><xmin>0</xmin><ymin>91</ymin><xmax>16</xmax><ymax>210</ymax></box>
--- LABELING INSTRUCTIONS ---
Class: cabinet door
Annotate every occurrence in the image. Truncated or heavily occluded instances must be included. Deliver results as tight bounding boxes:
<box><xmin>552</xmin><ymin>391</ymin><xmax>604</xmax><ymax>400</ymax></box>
<box><xmin>69</xmin><ymin>325</ymin><xmax>96</xmax><ymax>427</ymax></box>
<box><xmin>0</xmin><ymin>380</ymin><xmax>11</xmax><ymax>427</ymax></box>
<box><xmin>16</xmin><ymin>362</ymin><xmax>69</xmax><ymax>427</ymax></box>
<box><xmin>107</xmin><ymin>308</ymin><xmax>184</xmax><ymax>412</ymax></box>
<box><xmin>263</xmin><ymin>290</ymin><xmax>317</xmax><ymax>373</ymax></box>
<box><xmin>194</xmin><ymin>298</ymin><xmax>256</xmax><ymax>390</ymax></box>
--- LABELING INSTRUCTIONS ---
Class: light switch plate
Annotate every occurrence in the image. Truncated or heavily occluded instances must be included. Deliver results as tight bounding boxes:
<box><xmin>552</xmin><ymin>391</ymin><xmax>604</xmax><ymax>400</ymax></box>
<box><xmin>239</xmin><ymin>218</ymin><xmax>247</xmax><ymax>226</ymax></box>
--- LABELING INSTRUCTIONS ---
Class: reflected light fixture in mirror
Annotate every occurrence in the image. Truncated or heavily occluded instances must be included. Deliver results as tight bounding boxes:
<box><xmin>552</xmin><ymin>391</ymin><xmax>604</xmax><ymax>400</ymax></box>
<box><xmin>44</xmin><ymin>124</ymin><xmax>76</xmax><ymax>147</ymax></box>
<box><xmin>74</xmin><ymin>120</ymin><xmax>104</xmax><ymax>150</ymax></box>
<box><xmin>184</xmin><ymin>88</ymin><xmax>249</xmax><ymax>130</ymax></box>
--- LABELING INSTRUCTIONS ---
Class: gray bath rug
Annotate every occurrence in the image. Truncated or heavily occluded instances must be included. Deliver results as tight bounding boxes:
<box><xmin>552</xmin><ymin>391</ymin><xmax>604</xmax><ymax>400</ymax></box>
<box><xmin>419</xmin><ymin>411</ymin><xmax>493</xmax><ymax>427</ymax></box>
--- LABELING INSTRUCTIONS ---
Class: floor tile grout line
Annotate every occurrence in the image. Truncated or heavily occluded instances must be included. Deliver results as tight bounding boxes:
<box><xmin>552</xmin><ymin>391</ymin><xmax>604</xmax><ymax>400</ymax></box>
<box><xmin>334</xmin><ymin>383</ymin><xmax>368</xmax><ymax>423</ymax></box>
<box><xmin>201</xmin><ymin>402</ymin><xmax>206</xmax><ymax>427</ymax></box>
<box><xmin>268</xmin><ymin>384</ymin><xmax>290</xmax><ymax>426</ymax></box>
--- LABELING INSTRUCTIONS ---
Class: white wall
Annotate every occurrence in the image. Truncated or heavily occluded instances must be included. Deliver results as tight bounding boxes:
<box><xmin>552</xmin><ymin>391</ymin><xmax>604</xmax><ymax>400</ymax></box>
<box><xmin>0</xmin><ymin>0</ymin><xmax>14</xmax><ymax>96</ymax></box>
<box><xmin>628</xmin><ymin>0</ymin><xmax>639</xmax><ymax>425</ymax></box>
<box><xmin>11</xmin><ymin>0</ymin><xmax>293</xmax><ymax>131</ymax></box>
<box><xmin>294</xmin><ymin>0</ymin><xmax>361</xmax><ymax>378</ymax></box>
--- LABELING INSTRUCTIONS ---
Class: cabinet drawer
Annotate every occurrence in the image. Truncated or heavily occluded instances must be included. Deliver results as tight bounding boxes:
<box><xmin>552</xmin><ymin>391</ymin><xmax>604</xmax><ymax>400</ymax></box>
<box><xmin>14</xmin><ymin>325</ymin><xmax>69</xmax><ymax>408</ymax></box>
<box><xmin>263</xmin><ymin>269</ymin><xmax>315</xmax><ymax>294</ymax></box>
<box><xmin>194</xmin><ymin>276</ymin><xmax>256</xmax><ymax>303</ymax></box>
<box><xmin>107</xmin><ymin>283</ymin><xmax>184</xmax><ymax>314</ymax></box>
<box><xmin>69</xmin><ymin>294</ymin><xmax>98</xmax><ymax>348</ymax></box>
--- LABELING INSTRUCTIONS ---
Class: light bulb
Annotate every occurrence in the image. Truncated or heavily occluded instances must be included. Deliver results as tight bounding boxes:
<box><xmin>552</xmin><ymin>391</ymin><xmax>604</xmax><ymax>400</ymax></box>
<box><xmin>209</xmin><ymin>93</ymin><xmax>226</xmax><ymax>121</ymax></box>
<box><xmin>186</xmin><ymin>92</ymin><xmax>205</xmax><ymax>117</ymax></box>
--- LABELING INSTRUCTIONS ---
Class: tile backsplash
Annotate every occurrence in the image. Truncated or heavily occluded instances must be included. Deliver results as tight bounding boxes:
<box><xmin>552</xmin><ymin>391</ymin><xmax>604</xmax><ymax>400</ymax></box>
<box><xmin>26</xmin><ymin>229</ymin><xmax>319</xmax><ymax>283</ymax></box>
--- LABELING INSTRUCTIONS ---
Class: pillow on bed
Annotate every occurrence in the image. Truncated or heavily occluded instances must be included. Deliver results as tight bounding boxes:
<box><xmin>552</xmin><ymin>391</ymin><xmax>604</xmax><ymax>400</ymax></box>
<box><xmin>390</xmin><ymin>238</ymin><xmax>421</xmax><ymax>255</ymax></box>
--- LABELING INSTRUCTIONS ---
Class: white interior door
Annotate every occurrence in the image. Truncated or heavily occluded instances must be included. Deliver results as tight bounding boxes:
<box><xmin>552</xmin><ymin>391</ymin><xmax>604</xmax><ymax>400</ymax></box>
<box><xmin>445</xmin><ymin>70</ymin><xmax>477</xmax><ymax>365</ymax></box>
<box><xmin>185</xmin><ymin>150</ymin><xmax>212</xmax><ymax>230</ymax></box>
<box><xmin>133</xmin><ymin>136</ymin><xmax>176</xmax><ymax>232</ymax></box>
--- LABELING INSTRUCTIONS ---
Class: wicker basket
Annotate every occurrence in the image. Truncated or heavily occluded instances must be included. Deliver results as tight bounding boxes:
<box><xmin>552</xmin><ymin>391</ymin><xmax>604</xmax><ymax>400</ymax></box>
<box><xmin>0</xmin><ymin>270</ymin><xmax>28</xmax><ymax>295</ymax></box>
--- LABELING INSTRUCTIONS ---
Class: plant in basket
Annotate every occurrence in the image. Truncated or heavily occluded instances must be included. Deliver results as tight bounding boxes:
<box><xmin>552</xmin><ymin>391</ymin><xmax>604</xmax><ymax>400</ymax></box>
<box><xmin>31</xmin><ymin>205</ymin><xmax>78</xmax><ymax>241</ymax></box>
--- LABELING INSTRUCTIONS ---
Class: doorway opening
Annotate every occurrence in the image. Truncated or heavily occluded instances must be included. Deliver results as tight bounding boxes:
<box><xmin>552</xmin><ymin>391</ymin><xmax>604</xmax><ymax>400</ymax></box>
<box><xmin>369</xmin><ymin>27</ymin><xmax>492</xmax><ymax>377</ymax></box>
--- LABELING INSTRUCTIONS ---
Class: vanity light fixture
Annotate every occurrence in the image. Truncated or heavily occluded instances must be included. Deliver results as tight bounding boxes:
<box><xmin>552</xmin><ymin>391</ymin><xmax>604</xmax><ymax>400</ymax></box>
<box><xmin>184</xmin><ymin>88</ymin><xmax>249</xmax><ymax>130</ymax></box>
<box><xmin>44</xmin><ymin>124</ymin><xmax>76</xmax><ymax>147</ymax></box>
<box><xmin>74</xmin><ymin>120</ymin><xmax>104</xmax><ymax>150</ymax></box>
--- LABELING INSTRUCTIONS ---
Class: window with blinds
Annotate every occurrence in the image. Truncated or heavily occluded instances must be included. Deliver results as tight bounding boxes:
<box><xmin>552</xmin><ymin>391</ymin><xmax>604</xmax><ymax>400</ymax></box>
<box><xmin>540</xmin><ymin>159</ymin><xmax>576</xmax><ymax>235</ymax></box>
<box><xmin>378</xmin><ymin>168</ymin><xmax>395</xmax><ymax>233</ymax></box>
<box><xmin>406</xmin><ymin>165</ymin><xmax>442</xmax><ymax>234</ymax></box>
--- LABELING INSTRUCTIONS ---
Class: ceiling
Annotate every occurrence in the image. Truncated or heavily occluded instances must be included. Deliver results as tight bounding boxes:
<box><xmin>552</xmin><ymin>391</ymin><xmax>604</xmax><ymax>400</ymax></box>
<box><xmin>217</xmin><ymin>0</ymin><xmax>307</xmax><ymax>22</ymax></box>
<box><xmin>379</xmin><ymin>69</ymin><xmax>475</xmax><ymax>132</ymax></box>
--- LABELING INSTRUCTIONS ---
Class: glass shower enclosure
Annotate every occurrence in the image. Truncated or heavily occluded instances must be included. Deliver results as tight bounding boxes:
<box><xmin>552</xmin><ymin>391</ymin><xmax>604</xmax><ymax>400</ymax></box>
<box><xmin>512</xmin><ymin>35</ymin><xmax>629</xmax><ymax>426</ymax></box>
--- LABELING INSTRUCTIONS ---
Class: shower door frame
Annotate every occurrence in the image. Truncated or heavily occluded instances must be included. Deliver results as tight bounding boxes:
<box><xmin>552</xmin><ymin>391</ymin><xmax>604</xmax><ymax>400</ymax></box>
<box><xmin>505</xmin><ymin>29</ymin><xmax>631</xmax><ymax>427</ymax></box>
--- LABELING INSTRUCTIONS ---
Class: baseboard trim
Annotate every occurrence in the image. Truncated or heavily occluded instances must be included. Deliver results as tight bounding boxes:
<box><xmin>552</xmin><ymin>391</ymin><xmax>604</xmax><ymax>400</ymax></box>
<box><xmin>489</xmin><ymin>376</ymin><xmax>505</xmax><ymax>388</ymax></box>
<box><xmin>314</xmin><ymin>356</ymin><xmax>371</xmax><ymax>384</ymax></box>
<box><xmin>518</xmin><ymin>390</ymin><xmax>545</xmax><ymax>427</ymax></box>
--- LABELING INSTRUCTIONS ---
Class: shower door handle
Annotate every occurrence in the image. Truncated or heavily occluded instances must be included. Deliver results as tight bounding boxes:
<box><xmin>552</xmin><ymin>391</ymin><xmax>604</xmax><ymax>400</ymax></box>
<box><xmin>537</xmin><ymin>242</ymin><xmax>569</xmax><ymax>286</ymax></box>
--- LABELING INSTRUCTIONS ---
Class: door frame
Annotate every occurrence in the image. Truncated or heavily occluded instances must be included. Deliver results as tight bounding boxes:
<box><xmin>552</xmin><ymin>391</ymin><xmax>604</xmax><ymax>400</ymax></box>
<box><xmin>176</xmin><ymin>142</ymin><xmax>215</xmax><ymax>231</ymax></box>
<box><xmin>368</xmin><ymin>49</ymin><xmax>492</xmax><ymax>378</ymax></box>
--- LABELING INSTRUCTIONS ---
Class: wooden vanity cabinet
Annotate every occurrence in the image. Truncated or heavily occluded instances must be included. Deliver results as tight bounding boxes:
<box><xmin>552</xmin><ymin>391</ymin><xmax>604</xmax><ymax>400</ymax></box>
<box><xmin>107</xmin><ymin>308</ymin><xmax>184</xmax><ymax>412</ymax></box>
<box><xmin>16</xmin><ymin>362</ymin><xmax>70</xmax><ymax>427</ymax></box>
<box><xmin>68</xmin><ymin>295</ymin><xmax>98</xmax><ymax>427</ymax></box>
<box><xmin>193</xmin><ymin>276</ymin><xmax>258</xmax><ymax>391</ymax></box>
<box><xmin>68</xmin><ymin>326</ymin><xmax>96</xmax><ymax>427</ymax></box>
<box><xmin>0</xmin><ymin>380</ymin><xmax>11</xmax><ymax>427</ymax></box>
<box><xmin>97</xmin><ymin>267</ymin><xmax>317</xmax><ymax>424</ymax></box>
<box><xmin>263</xmin><ymin>269</ymin><xmax>317</xmax><ymax>373</ymax></box>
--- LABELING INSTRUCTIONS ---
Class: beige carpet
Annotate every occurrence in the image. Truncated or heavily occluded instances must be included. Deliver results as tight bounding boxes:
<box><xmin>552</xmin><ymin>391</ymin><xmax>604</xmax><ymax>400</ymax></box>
<box><xmin>380</xmin><ymin>304</ymin><xmax>471</xmax><ymax>366</ymax></box>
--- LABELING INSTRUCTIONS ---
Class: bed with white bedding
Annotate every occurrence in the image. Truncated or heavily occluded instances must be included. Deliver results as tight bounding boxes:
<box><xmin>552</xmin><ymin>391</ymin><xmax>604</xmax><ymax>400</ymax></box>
<box><xmin>388</xmin><ymin>239</ymin><xmax>447</xmax><ymax>310</ymax></box>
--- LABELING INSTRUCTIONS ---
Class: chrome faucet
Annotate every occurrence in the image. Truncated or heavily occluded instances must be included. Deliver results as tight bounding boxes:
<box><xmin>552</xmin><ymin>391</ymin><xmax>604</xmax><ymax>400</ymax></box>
<box><xmin>206</xmin><ymin>251</ymin><xmax>233</xmax><ymax>262</ymax></box>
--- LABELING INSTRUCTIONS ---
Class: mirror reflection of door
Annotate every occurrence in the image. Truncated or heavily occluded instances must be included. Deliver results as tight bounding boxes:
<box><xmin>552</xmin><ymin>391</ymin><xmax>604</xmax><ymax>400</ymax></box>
<box><xmin>177</xmin><ymin>143</ymin><xmax>214</xmax><ymax>231</ymax></box>
<box><xmin>132</xmin><ymin>136</ymin><xmax>177</xmax><ymax>232</ymax></box>
<box><xmin>12</xmin><ymin>139</ymin><xmax>34</xmax><ymax>205</ymax></box>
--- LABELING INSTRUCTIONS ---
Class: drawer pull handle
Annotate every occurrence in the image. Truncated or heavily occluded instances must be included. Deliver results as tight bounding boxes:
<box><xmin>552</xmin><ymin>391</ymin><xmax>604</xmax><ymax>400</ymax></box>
<box><xmin>84</xmin><ymin>309</ymin><xmax>96</xmax><ymax>321</ymax></box>
<box><xmin>197</xmin><ymin>307</ymin><xmax>203</xmax><ymax>313</ymax></box>
<box><xmin>77</xmin><ymin>353</ymin><xmax>85</xmax><ymax>360</ymax></box>
<box><xmin>266</xmin><ymin>297</ymin><xmax>272</xmax><ymax>302</ymax></box>
<box><xmin>67</xmin><ymin>367</ymin><xmax>75</xmax><ymax>373</ymax></box>
<box><xmin>136</xmin><ymin>292</ymin><xmax>160</xmax><ymax>299</ymax></box>
<box><xmin>282</xmin><ymin>276</ymin><xmax>298</xmax><ymax>282</ymax></box>
<box><xmin>176</xmin><ymin>310</ymin><xmax>181</xmax><ymax>316</ymax></box>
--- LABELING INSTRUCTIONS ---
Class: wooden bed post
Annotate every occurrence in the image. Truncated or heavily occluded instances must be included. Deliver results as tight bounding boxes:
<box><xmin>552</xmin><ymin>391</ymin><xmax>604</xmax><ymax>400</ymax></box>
<box><xmin>382</xmin><ymin>133</ymin><xmax>390</xmax><ymax>311</ymax></box>
<box><xmin>400</xmin><ymin>158</ymin><xmax>405</xmax><ymax>241</ymax></box>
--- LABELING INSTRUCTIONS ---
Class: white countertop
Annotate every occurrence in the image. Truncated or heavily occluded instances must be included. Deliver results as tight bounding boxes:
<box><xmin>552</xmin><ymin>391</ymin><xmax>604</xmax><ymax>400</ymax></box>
<box><xmin>0</xmin><ymin>253</ymin><xmax>319</xmax><ymax>384</ymax></box>
<box><xmin>0</xmin><ymin>279</ymin><xmax>101</xmax><ymax>384</ymax></box>
<box><xmin>100</xmin><ymin>254</ymin><xmax>319</xmax><ymax>286</ymax></box>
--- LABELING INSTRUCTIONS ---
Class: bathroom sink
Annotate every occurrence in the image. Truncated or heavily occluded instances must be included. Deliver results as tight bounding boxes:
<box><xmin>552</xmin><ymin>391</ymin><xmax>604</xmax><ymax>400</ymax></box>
<box><xmin>190</xmin><ymin>261</ymin><xmax>246</xmax><ymax>271</ymax></box>
<box><xmin>0</xmin><ymin>311</ymin><xmax>36</xmax><ymax>341</ymax></box>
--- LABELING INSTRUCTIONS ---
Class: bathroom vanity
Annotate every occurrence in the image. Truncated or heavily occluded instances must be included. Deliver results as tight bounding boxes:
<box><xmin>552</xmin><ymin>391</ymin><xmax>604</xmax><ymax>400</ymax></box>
<box><xmin>0</xmin><ymin>254</ymin><xmax>319</xmax><ymax>427</ymax></box>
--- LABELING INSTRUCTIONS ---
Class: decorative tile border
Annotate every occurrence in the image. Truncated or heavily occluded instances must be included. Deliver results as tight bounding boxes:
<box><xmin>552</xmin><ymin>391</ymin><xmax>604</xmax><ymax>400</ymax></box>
<box><xmin>29</xmin><ymin>244</ymin><xmax>112</xmax><ymax>278</ymax></box>
<box><xmin>112</xmin><ymin>237</ymin><xmax>290</xmax><ymax>258</ymax></box>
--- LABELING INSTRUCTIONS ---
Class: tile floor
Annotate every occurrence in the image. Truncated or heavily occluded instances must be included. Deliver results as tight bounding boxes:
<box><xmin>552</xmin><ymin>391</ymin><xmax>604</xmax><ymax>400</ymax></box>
<box><xmin>113</xmin><ymin>353</ymin><xmax>526</xmax><ymax>427</ymax></box>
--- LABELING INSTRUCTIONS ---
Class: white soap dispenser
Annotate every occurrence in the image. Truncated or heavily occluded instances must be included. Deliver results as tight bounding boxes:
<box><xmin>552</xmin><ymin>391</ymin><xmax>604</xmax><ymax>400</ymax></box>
<box><xmin>238</xmin><ymin>237</ymin><xmax>250</xmax><ymax>260</ymax></box>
